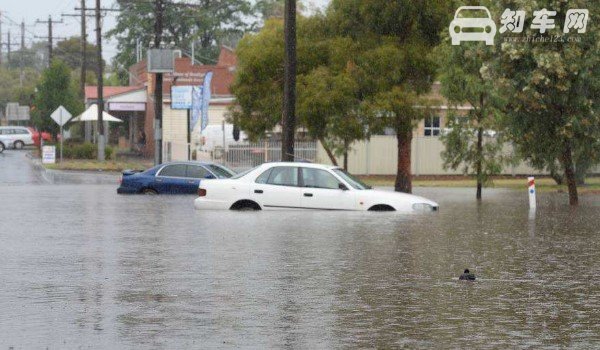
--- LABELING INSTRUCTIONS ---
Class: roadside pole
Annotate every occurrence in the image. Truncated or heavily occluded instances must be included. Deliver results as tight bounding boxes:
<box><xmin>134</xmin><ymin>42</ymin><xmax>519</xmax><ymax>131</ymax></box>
<box><xmin>187</xmin><ymin>109</ymin><xmax>191</xmax><ymax>160</ymax></box>
<box><xmin>50</xmin><ymin>106</ymin><xmax>72</xmax><ymax>164</ymax></box>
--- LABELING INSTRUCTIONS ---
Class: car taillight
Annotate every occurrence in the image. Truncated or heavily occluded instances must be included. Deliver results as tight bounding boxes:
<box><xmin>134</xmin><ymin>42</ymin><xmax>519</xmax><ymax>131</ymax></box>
<box><xmin>119</xmin><ymin>176</ymin><xmax>123</xmax><ymax>184</ymax></box>
<box><xmin>198</xmin><ymin>188</ymin><xmax>207</xmax><ymax>197</ymax></box>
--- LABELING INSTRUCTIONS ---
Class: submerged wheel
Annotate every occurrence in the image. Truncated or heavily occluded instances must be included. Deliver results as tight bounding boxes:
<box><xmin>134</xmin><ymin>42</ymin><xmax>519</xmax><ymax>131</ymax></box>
<box><xmin>368</xmin><ymin>204</ymin><xmax>395</xmax><ymax>212</ymax></box>
<box><xmin>142</xmin><ymin>188</ymin><xmax>158</xmax><ymax>195</ymax></box>
<box><xmin>14</xmin><ymin>141</ymin><xmax>24</xmax><ymax>150</ymax></box>
<box><xmin>0</xmin><ymin>142</ymin><xmax>4</xmax><ymax>153</ymax></box>
<box><xmin>230</xmin><ymin>200</ymin><xmax>261</xmax><ymax>211</ymax></box>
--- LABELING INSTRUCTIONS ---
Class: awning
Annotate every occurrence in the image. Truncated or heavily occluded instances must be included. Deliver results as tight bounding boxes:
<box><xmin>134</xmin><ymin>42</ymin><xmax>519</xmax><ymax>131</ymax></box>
<box><xmin>71</xmin><ymin>104</ymin><xmax>123</xmax><ymax>123</ymax></box>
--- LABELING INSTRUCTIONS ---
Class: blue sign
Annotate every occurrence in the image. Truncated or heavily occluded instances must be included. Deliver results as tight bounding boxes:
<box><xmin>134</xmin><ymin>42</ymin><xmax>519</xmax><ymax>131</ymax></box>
<box><xmin>171</xmin><ymin>86</ymin><xmax>193</xmax><ymax>110</ymax></box>
<box><xmin>201</xmin><ymin>71</ymin><xmax>213</xmax><ymax>131</ymax></box>
<box><xmin>191</xmin><ymin>86</ymin><xmax>203</xmax><ymax>132</ymax></box>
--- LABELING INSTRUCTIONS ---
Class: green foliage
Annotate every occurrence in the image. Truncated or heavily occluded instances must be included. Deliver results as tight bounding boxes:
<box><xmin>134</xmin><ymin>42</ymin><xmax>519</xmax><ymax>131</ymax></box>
<box><xmin>59</xmin><ymin>142</ymin><xmax>114</xmax><ymax>160</ymax></box>
<box><xmin>54</xmin><ymin>37</ymin><xmax>102</xmax><ymax>73</ymax></box>
<box><xmin>108</xmin><ymin>0</ymin><xmax>254</xmax><ymax>73</ymax></box>
<box><xmin>492</xmin><ymin>0</ymin><xmax>600</xmax><ymax>203</ymax></box>
<box><xmin>31</xmin><ymin>60</ymin><xmax>84</xmax><ymax>135</ymax></box>
<box><xmin>435</xmin><ymin>26</ymin><xmax>505</xmax><ymax>196</ymax></box>
<box><xmin>441</xmin><ymin>115</ymin><xmax>504</xmax><ymax>186</ymax></box>
<box><xmin>0</xmin><ymin>67</ymin><xmax>39</xmax><ymax>112</ymax></box>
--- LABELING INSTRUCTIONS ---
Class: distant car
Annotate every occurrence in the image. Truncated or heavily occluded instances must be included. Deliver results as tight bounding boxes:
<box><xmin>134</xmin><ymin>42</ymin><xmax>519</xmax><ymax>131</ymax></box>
<box><xmin>117</xmin><ymin>161</ymin><xmax>236</xmax><ymax>195</ymax></box>
<box><xmin>27</xmin><ymin>127</ymin><xmax>53</xmax><ymax>147</ymax></box>
<box><xmin>194</xmin><ymin>162</ymin><xmax>439</xmax><ymax>212</ymax></box>
<box><xmin>0</xmin><ymin>126</ymin><xmax>35</xmax><ymax>150</ymax></box>
<box><xmin>449</xmin><ymin>6</ymin><xmax>496</xmax><ymax>46</ymax></box>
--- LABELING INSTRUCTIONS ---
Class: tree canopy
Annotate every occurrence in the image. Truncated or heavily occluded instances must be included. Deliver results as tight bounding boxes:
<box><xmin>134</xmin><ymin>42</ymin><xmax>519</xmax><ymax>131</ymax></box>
<box><xmin>31</xmin><ymin>60</ymin><xmax>84</xmax><ymax>135</ymax></box>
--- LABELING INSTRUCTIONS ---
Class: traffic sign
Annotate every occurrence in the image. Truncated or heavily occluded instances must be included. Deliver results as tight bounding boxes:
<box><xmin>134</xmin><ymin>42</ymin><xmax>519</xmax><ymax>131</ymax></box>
<box><xmin>50</xmin><ymin>106</ymin><xmax>72</xmax><ymax>127</ymax></box>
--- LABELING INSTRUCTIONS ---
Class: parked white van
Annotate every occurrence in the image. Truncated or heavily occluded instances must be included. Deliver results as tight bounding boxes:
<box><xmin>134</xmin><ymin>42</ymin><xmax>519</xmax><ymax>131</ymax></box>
<box><xmin>0</xmin><ymin>126</ymin><xmax>34</xmax><ymax>150</ymax></box>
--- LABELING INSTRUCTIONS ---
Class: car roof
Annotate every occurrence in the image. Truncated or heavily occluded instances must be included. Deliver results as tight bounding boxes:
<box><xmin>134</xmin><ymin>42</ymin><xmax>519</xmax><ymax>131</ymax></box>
<box><xmin>159</xmin><ymin>161</ymin><xmax>220</xmax><ymax>166</ymax></box>
<box><xmin>262</xmin><ymin>162</ymin><xmax>339</xmax><ymax>170</ymax></box>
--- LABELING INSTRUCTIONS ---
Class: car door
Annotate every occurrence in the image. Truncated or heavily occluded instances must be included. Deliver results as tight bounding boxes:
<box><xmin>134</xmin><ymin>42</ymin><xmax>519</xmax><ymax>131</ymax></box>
<box><xmin>252</xmin><ymin>166</ymin><xmax>302</xmax><ymax>209</ymax></box>
<box><xmin>184</xmin><ymin>165</ymin><xmax>212</xmax><ymax>194</ymax></box>
<box><xmin>300</xmin><ymin>168</ymin><xmax>356</xmax><ymax>210</ymax></box>
<box><xmin>155</xmin><ymin>164</ymin><xmax>188</xmax><ymax>194</ymax></box>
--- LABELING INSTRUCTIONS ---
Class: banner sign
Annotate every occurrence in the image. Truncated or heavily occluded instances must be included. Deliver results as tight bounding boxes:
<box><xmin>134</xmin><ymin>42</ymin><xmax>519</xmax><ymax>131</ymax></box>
<box><xmin>201</xmin><ymin>71</ymin><xmax>213</xmax><ymax>131</ymax></box>
<box><xmin>171</xmin><ymin>86</ymin><xmax>193</xmax><ymax>110</ymax></box>
<box><xmin>191</xmin><ymin>86</ymin><xmax>203</xmax><ymax>132</ymax></box>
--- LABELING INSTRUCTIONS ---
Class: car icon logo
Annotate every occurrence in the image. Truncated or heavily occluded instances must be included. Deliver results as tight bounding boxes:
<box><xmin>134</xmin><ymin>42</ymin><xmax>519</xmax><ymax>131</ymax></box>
<box><xmin>450</xmin><ymin>6</ymin><xmax>497</xmax><ymax>45</ymax></box>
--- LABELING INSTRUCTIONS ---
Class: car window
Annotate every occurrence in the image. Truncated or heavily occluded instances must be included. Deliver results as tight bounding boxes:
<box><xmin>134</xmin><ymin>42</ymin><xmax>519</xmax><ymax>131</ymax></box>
<box><xmin>158</xmin><ymin>164</ymin><xmax>187</xmax><ymax>177</ymax></box>
<box><xmin>301</xmin><ymin>168</ymin><xmax>341</xmax><ymax>189</ymax></box>
<box><xmin>266</xmin><ymin>167</ymin><xmax>298</xmax><ymax>186</ymax></box>
<box><xmin>205</xmin><ymin>164</ymin><xmax>235</xmax><ymax>178</ymax></box>
<box><xmin>186</xmin><ymin>165</ymin><xmax>210</xmax><ymax>179</ymax></box>
<box><xmin>332</xmin><ymin>168</ymin><xmax>372</xmax><ymax>190</ymax></box>
<box><xmin>15</xmin><ymin>129</ymin><xmax>28</xmax><ymax>134</ymax></box>
<box><xmin>255</xmin><ymin>168</ymin><xmax>272</xmax><ymax>184</ymax></box>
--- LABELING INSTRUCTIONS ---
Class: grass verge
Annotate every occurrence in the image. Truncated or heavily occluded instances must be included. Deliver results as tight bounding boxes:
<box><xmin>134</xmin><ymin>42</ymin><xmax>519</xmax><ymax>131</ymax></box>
<box><xmin>44</xmin><ymin>159</ymin><xmax>153</xmax><ymax>172</ymax></box>
<box><xmin>359</xmin><ymin>175</ymin><xmax>600</xmax><ymax>194</ymax></box>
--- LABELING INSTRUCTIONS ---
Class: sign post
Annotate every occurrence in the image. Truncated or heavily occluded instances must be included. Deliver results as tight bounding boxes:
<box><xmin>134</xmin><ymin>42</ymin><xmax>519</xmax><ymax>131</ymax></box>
<box><xmin>50</xmin><ymin>106</ymin><xmax>73</xmax><ymax>163</ymax></box>
<box><xmin>171</xmin><ymin>86</ymin><xmax>194</xmax><ymax>160</ymax></box>
<box><xmin>528</xmin><ymin>177</ymin><xmax>536</xmax><ymax>209</ymax></box>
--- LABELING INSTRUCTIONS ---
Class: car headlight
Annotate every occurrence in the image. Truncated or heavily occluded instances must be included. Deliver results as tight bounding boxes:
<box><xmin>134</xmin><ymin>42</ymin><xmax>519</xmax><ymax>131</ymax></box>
<box><xmin>412</xmin><ymin>203</ymin><xmax>437</xmax><ymax>212</ymax></box>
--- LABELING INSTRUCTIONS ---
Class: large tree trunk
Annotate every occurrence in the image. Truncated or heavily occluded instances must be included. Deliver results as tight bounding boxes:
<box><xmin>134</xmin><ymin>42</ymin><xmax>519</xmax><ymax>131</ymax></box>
<box><xmin>476</xmin><ymin>127</ymin><xmax>483</xmax><ymax>200</ymax></box>
<box><xmin>318</xmin><ymin>136</ymin><xmax>338</xmax><ymax>166</ymax></box>
<box><xmin>395</xmin><ymin>130</ymin><xmax>412</xmax><ymax>193</ymax></box>
<box><xmin>561</xmin><ymin>142</ymin><xmax>579</xmax><ymax>206</ymax></box>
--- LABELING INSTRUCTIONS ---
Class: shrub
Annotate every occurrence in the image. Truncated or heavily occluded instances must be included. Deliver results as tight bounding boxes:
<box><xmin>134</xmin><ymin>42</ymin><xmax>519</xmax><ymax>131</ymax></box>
<box><xmin>58</xmin><ymin>142</ymin><xmax>114</xmax><ymax>160</ymax></box>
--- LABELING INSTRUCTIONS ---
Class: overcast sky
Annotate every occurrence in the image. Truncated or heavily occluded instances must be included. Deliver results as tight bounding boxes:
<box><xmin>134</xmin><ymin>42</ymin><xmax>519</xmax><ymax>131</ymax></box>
<box><xmin>1</xmin><ymin>0</ymin><xmax>330</xmax><ymax>62</ymax></box>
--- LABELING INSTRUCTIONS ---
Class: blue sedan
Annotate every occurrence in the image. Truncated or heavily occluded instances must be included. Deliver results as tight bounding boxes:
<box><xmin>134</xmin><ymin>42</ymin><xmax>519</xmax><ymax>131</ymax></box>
<box><xmin>117</xmin><ymin>161</ymin><xmax>236</xmax><ymax>195</ymax></box>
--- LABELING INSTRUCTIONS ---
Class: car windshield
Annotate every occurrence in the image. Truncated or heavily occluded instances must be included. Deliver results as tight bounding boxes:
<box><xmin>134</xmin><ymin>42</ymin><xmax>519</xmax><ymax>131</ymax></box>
<box><xmin>332</xmin><ymin>168</ymin><xmax>372</xmax><ymax>190</ymax></box>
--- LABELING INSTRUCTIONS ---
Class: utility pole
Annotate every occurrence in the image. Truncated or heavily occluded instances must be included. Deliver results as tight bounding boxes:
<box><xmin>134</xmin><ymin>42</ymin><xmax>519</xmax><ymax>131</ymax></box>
<box><xmin>0</xmin><ymin>10</ymin><xmax>3</xmax><ymax>66</ymax></box>
<box><xmin>281</xmin><ymin>0</ymin><xmax>296</xmax><ymax>161</ymax></box>
<box><xmin>153</xmin><ymin>0</ymin><xmax>164</xmax><ymax>165</ymax></box>
<box><xmin>35</xmin><ymin>16</ymin><xmax>64</xmax><ymax>66</ymax></box>
<box><xmin>63</xmin><ymin>1</ymin><xmax>95</xmax><ymax>97</ymax></box>
<box><xmin>2</xmin><ymin>31</ymin><xmax>19</xmax><ymax>65</ymax></box>
<box><xmin>95</xmin><ymin>0</ymin><xmax>105</xmax><ymax>161</ymax></box>
<box><xmin>20</xmin><ymin>21</ymin><xmax>25</xmax><ymax>86</ymax></box>
<box><xmin>81</xmin><ymin>0</ymin><xmax>87</xmax><ymax>97</ymax></box>
<box><xmin>73</xmin><ymin>3</ymin><xmax>117</xmax><ymax>152</ymax></box>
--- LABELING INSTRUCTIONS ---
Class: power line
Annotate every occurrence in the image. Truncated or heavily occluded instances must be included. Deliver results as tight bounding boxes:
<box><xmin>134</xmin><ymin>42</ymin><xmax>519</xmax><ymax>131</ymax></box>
<box><xmin>35</xmin><ymin>16</ymin><xmax>65</xmax><ymax>65</ymax></box>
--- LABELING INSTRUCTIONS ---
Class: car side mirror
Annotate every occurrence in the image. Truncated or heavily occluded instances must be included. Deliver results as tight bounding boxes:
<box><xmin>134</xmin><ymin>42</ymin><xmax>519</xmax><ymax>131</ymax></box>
<box><xmin>339</xmin><ymin>183</ymin><xmax>349</xmax><ymax>191</ymax></box>
<box><xmin>204</xmin><ymin>174</ymin><xmax>216</xmax><ymax>179</ymax></box>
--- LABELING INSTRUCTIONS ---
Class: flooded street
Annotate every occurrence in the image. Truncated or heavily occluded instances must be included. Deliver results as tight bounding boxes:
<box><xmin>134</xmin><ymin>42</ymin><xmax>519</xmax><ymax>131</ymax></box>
<box><xmin>1</xmin><ymin>151</ymin><xmax>599</xmax><ymax>348</ymax></box>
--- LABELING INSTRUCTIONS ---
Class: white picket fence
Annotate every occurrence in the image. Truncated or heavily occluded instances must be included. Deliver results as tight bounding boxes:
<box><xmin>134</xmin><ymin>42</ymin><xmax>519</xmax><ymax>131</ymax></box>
<box><xmin>163</xmin><ymin>140</ymin><xmax>318</xmax><ymax>171</ymax></box>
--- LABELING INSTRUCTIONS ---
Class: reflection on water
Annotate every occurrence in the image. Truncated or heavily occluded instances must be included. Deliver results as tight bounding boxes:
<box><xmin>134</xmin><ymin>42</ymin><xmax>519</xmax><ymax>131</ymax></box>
<box><xmin>1</xmin><ymin>153</ymin><xmax>599</xmax><ymax>348</ymax></box>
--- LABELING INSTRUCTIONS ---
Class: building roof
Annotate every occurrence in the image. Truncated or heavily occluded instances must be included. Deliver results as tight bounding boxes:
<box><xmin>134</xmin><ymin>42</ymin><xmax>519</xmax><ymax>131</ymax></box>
<box><xmin>84</xmin><ymin>85</ymin><xmax>144</xmax><ymax>100</ymax></box>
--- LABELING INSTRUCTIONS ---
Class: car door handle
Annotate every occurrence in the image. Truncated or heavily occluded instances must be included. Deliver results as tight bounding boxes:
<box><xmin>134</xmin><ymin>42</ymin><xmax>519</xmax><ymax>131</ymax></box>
<box><xmin>156</xmin><ymin>178</ymin><xmax>163</xmax><ymax>182</ymax></box>
<box><xmin>254</xmin><ymin>189</ymin><xmax>263</xmax><ymax>194</ymax></box>
<box><xmin>187</xmin><ymin>180</ymin><xmax>196</xmax><ymax>184</ymax></box>
<box><xmin>304</xmin><ymin>193</ymin><xmax>313</xmax><ymax>197</ymax></box>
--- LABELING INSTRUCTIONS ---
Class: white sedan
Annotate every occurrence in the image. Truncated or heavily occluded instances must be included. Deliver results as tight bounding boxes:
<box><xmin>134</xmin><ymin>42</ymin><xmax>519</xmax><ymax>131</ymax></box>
<box><xmin>194</xmin><ymin>162</ymin><xmax>439</xmax><ymax>212</ymax></box>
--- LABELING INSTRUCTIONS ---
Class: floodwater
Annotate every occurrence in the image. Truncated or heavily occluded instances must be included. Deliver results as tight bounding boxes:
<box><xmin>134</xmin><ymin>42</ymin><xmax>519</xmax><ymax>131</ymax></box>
<box><xmin>1</xmin><ymin>151</ymin><xmax>599</xmax><ymax>349</ymax></box>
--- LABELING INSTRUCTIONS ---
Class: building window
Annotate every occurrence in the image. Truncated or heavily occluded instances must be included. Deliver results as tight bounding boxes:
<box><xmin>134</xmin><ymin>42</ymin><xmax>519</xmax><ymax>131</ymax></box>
<box><xmin>424</xmin><ymin>116</ymin><xmax>441</xmax><ymax>136</ymax></box>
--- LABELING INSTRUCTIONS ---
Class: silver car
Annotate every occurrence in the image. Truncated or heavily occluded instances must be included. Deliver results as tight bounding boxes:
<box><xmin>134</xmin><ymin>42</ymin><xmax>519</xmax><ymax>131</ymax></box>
<box><xmin>0</xmin><ymin>126</ymin><xmax>35</xmax><ymax>150</ymax></box>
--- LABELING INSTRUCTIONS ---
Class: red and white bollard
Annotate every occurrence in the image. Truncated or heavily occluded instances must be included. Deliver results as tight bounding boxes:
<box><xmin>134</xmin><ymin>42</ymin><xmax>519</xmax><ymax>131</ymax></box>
<box><xmin>528</xmin><ymin>177</ymin><xmax>536</xmax><ymax>209</ymax></box>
